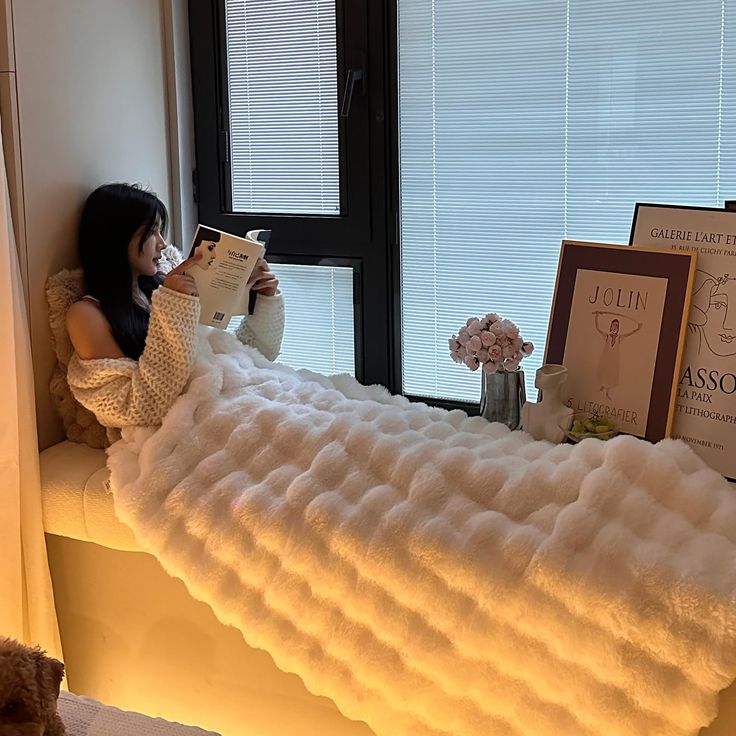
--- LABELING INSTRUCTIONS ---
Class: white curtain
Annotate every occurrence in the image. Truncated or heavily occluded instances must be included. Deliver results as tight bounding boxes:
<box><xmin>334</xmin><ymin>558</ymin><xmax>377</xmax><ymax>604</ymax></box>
<box><xmin>0</xmin><ymin>120</ymin><xmax>62</xmax><ymax>657</ymax></box>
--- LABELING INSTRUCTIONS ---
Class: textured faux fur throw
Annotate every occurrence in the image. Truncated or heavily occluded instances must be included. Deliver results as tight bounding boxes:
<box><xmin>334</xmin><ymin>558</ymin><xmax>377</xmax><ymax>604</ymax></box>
<box><xmin>107</xmin><ymin>328</ymin><xmax>736</xmax><ymax>736</ymax></box>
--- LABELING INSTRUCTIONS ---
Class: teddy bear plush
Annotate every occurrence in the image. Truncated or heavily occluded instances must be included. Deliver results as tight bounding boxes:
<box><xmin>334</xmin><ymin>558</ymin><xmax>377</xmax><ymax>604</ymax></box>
<box><xmin>0</xmin><ymin>637</ymin><xmax>65</xmax><ymax>735</ymax></box>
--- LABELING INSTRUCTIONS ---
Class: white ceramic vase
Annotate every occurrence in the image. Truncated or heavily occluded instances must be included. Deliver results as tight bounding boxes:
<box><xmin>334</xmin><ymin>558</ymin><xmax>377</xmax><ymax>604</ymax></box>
<box><xmin>521</xmin><ymin>364</ymin><xmax>574</xmax><ymax>443</ymax></box>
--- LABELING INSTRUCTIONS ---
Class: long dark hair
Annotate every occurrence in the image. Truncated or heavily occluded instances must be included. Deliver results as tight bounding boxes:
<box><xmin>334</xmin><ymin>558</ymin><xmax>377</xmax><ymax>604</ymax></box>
<box><xmin>78</xmin><ymin>183</ymin><xmax>168</xmax><ymax>359</ymax></box>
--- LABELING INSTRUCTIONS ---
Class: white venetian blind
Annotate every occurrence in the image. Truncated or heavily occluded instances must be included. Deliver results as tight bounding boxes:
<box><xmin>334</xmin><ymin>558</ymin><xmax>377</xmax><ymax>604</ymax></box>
<box><xmin>225</xmin><ymin>0</ymin><xmax>340</xmax><ymax>214</ymax></box>
<box><xmin>399</xmin><ymin>0</ymin><xmax>736</xmax><ymax>402</ymax></box>
<box><xmin>228</xmin><ymin>263</ymin><xmax>355</xmax><ymax>376</ymax></box>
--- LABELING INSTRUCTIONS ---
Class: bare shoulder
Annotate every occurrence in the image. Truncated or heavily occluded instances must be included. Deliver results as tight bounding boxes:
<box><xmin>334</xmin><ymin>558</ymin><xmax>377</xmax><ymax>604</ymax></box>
<box><xmin>66</xmin><ymin>299</ymin><xmax>107</xmax><ymax>333</ymax></box>
<box><xmin>66</xmin><ymin>299</ymin><xmax>126</xmax><ymax>360</ymax></box>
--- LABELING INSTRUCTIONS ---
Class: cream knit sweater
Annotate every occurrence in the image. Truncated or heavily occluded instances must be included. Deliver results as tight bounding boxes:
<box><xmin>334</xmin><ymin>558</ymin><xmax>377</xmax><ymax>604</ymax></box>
<box><xmin>233</xmin><ymin>291</ymin><xmax>285</xmax><ymax>363</ymax></box>
<box><xmin>67</xmin><ymin>285</ymin><xmax>285</xmax><ymax>432</ymax></box>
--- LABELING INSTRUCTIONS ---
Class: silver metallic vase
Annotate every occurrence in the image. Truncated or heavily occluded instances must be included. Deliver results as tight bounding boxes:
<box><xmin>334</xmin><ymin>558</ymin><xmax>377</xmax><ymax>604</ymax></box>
<box><xmin>479</xmin><ymin>369</ymin><xmax>526</xmax><ymax>430</ymax></box>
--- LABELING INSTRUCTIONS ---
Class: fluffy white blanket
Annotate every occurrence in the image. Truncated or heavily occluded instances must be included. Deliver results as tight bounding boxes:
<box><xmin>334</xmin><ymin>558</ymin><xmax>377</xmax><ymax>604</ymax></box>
<box><xmin>107</xmin><ymin>328</ymin><xmax>736</xmax><ymax>736</ymax></box>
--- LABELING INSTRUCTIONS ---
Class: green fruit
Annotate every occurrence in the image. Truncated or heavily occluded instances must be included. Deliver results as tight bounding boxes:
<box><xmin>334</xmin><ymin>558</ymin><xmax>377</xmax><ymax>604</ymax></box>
<box><xmin>595</xmin><ymin>424</ymin><xmax>609</xmax><ymax>434</ymax></box>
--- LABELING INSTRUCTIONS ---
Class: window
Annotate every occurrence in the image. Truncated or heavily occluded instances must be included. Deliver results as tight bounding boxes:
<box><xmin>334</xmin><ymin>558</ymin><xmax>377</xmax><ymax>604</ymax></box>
<box><xmin>190</xmin><ymin>1</ymin><xmax>733</xmax><ymax>408</ymax></box>
<box><xmin>398</xmin><ymin>0</ymin><xmax>736</xmax><ymax>403</ymax></box>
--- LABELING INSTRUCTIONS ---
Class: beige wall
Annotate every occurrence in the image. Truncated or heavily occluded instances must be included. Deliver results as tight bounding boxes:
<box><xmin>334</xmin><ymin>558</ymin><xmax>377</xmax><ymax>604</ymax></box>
<box><xmin>10</xmin><ymin>0</ymin><xmax>172</xmax><ymax>449</ymax></box>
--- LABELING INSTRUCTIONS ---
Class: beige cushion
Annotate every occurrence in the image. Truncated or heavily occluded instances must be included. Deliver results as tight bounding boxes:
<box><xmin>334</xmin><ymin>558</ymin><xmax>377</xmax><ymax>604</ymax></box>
<box><xmin>45</xmin><ymin>244</ymin><xmax>183</xmax><ymax>449</ymax></box>
<box><xmin>40</xmin><ymin>440</ymin><xmax>141</xmax><ymax>551</ymax></box>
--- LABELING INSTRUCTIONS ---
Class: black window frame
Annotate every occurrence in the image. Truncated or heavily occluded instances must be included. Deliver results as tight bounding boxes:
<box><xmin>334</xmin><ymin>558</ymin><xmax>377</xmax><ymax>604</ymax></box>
<box><xmin>189</xmin><ymin>0</ymin><xmax>395</xmax><ymax>389</ymax></box>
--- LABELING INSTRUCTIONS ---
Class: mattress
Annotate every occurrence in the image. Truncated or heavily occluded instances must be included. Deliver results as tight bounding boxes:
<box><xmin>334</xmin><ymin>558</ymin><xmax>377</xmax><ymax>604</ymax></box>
<box><xmin>40</xmin><ymin>440</ymin><xmax>141</xmax><ymax>552</ymax></box>
<box><xmin>58</xmin><ymin>691</ymin><xmax>219</xmax><ymax>735</ymax></box>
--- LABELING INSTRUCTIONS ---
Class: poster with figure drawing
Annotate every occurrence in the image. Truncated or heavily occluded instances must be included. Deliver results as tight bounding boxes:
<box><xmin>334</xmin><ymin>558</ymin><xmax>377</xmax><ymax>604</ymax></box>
<box><xmin>546</xmin><ymin>241</ymin><xmax>695</xmax><ymax>443</ymax></box>
<box><xmin>631</xmin><ymin>203</ymin><xmax>736</xmax><ymax>479</ymax></box>
<box><xmin>563</xmin><ymin>269</ymin><xmax>667</xmax><ymax>436</ymax></box>
<box><xmin>592</xmin><ymin>309</ymin><xmax>643</xmax><ymax>403</ymax></box>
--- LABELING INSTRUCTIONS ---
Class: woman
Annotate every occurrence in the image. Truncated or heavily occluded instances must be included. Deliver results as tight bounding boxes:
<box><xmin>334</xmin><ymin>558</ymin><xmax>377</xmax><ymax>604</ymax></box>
<box><xmin>65</xmin><ymin>183</ymin><xmax>283</xmax><ymax>435</ymax></box>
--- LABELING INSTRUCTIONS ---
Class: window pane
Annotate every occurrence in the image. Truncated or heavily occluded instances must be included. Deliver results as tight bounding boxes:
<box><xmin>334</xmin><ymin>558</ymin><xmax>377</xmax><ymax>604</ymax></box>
<box><xmin>398</xmin><ymin>0</ymin><xmax>736</xmax><ymax>403</ymax></box>
<box><xmin>229</xmin><ymin>263</ymin><xmax>355</xmax><ymax>375</ymax></box>
<box><xmin>225</xmin><ymin>0</ymin><xmax>340</xmax><ymax>215</ymax></box>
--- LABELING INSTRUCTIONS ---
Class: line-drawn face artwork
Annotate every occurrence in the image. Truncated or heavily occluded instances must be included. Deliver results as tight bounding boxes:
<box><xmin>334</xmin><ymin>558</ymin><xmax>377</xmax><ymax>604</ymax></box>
<box><xmin>690</xmin><ymin>271</ymin><xmax>736</xmax><ymax>358</ymax></box>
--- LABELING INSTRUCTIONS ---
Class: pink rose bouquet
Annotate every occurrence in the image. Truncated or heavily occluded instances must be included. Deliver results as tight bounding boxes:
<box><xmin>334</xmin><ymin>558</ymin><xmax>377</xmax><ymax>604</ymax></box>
<box><xmin>449</xmin><ymin>313</ymin><xmax>534</xmax><ymax>374</ymax></box>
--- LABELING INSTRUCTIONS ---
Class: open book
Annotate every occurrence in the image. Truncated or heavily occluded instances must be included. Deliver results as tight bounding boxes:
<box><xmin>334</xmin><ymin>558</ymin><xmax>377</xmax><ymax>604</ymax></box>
<box><xmin>186</xmin><ymin>225</ymin><xmax>269</xmax><ymax>328</ymax></box>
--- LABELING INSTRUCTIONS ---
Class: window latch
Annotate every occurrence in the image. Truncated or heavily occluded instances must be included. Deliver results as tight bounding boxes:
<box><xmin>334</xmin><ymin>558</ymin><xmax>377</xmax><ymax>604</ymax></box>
<box><xmin>340</xmin><ymin>67</ymin><xmax>365</xmax><ymax>118</ymax></box>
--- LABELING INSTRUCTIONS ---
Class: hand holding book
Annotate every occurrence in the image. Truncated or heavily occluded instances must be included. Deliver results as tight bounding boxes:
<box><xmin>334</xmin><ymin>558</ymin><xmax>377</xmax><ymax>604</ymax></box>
<box><xmin>248</xmin><ymin>257</ymin><xmax>279</xmax><ymax>297</ymax></box>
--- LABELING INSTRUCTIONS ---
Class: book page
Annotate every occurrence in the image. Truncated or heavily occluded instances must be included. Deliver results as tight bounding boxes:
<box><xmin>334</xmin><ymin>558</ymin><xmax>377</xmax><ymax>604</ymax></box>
<box><xmin>187</xmin><ymin>225</ymin><xmax>264</xmax><ymax>328</ymax></box>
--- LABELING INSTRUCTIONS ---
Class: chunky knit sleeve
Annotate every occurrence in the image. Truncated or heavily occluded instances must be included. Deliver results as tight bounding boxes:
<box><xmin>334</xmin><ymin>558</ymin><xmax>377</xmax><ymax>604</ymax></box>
<box><xmin>234</xmin><ymin>291</ymin><xmax>285</xmax><ymax>362</ymax></box>
<box><xmin>67</xmin><ymin>286</ymin><xmax>201</xmax><ymax>429</ymax></box>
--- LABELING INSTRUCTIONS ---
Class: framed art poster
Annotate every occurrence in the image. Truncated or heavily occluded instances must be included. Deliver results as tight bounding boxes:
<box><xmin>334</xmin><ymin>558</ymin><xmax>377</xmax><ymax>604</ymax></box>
<box><xmin>631</xmin><ymin>203</ymin><xmax>736</xmax><ymax>478</ymax></box>
<box><xmin>545</xmin><ymin>241</ymin><xmax>696</xmax><ymax>443</ymax></box>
